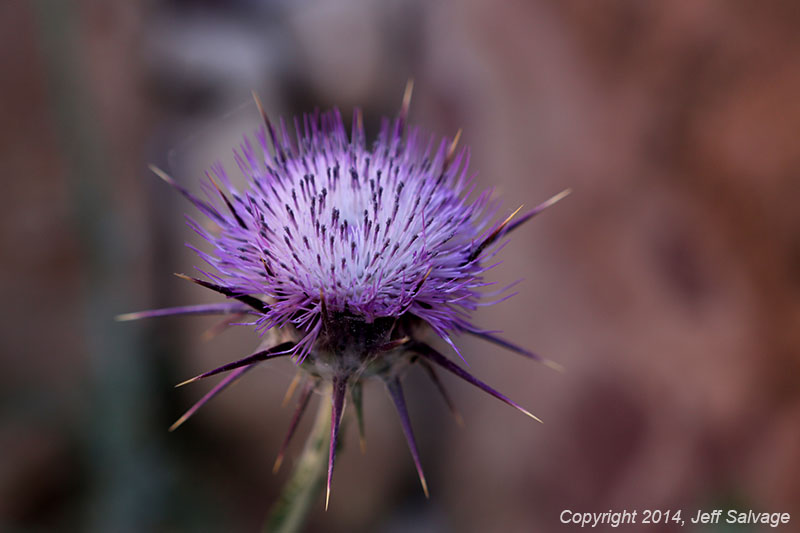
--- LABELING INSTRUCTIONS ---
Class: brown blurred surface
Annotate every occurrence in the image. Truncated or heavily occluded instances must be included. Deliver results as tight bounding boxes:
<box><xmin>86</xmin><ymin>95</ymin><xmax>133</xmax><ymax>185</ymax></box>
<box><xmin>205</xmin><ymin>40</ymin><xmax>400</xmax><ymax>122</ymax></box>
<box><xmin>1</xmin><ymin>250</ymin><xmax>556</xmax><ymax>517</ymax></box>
<box><xmin>1</xmin><ymin>1</ymin><xmax>799</xmax><ymax>532</ymax></box>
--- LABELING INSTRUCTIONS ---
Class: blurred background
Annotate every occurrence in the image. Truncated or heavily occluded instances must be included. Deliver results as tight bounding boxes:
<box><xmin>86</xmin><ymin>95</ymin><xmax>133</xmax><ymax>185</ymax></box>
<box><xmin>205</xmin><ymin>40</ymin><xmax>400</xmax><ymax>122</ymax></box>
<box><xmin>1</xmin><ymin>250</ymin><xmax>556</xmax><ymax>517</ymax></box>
<box><xmin>2</xmin><ymin>0</ymin><xmax>799</xmax><ymax>531</ymax></box>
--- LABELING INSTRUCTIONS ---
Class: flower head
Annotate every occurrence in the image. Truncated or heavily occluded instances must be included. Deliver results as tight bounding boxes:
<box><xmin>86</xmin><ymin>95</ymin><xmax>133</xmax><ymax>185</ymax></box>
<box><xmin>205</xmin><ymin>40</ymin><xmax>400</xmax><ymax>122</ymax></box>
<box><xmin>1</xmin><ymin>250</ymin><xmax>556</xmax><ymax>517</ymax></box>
<box><xmin>120</xmin><ymin>83</ymin><xmax>568</xmax><ymax>508</ymax></box>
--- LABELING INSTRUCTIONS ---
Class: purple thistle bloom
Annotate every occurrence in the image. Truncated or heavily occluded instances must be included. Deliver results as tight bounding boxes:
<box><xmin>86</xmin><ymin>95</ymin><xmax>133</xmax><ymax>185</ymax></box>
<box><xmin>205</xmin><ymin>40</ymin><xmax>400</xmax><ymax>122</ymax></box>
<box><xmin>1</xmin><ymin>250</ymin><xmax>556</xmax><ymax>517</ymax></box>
<box><xmin>122</xmin><ymin>84</ymin><xmax>568</xmax><ymax>508</ymax></box>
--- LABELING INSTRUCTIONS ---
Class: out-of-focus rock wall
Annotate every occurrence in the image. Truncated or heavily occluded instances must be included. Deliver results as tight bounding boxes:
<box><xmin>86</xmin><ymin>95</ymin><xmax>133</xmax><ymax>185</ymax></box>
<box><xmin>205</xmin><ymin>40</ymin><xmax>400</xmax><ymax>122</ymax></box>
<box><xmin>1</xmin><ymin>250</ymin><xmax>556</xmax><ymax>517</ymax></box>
<box><xmin>1</xmin><ymin>1</ymin><xmax>798</xmax><ymax>531</ymax></box>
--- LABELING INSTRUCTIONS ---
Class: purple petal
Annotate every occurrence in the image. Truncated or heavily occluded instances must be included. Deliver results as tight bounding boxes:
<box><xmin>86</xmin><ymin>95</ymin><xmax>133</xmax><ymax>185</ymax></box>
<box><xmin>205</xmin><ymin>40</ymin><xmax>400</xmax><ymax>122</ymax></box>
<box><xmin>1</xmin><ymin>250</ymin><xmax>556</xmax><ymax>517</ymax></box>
<box><xmin>200</xmin><ymin>313</ymin><xmax>249</xmax><ymax>341</ymax></box>
<box><xmin>273</xmin><ymin>379</ymin><xmax>315</xmax><ymax>473</ymax></box>
<box><xmin>174</xmin><ymin>273</ymin><xmax>269</xmax><ymax>313</ymax></box>
<box><xmin>395</xmin><ymin>79</ymin><xmax>414</xmax><ymax>136</ymax></box>
<box><xmin>326</xmin><ymin>376</ymin><xmax>347</xmax><ymax>510</ymax></box>
<box><xmin>412</xmin><ymin>342</ymin><xmax>542</xmax><ymax>423</ymax></box>
<box><xmin>469</xmin><ymin>189</ymin><xmax>571</xmax><ymax>261</ymax></box>
<box><xmin>208</xmin><ymin>173</ymin><xmax>248</xmax><ymax>229</ymax></box>
<box><xmin>149</xmin><ymin>165</ymin><xmax>225</xmax><ymax>225</ymax></box>
<box><xmin>385</xmin><ymin>377</ymin><xmax>429</xmax><ymax>497</ymax></box>
<box><xmin>350</xmin><ymin>381</ymin><xmax>367</xmax><ymax>453</ymax></box>
<box><xmin>502</xmin><ymin>189</ymin><xmax>571</xmax><ymax>237</ymax></box>
<box><xmin>468</xmin><ymin>205</ymin><xmax>524</xmax><ymax>262</ymax></box>
<box><xmin>252</xmin><ymin>90</ymin><xmax>287</xmax><ymax>162</ymax></box>
<box><xmin>461</xmin><ymin>328</ymin><xmax>564</xmax><ymax>372</ymax></box>
<box><xmin>169</xmin><ymin>365</ymin><xmax>251</xmax><ymax>431</ymax></box>
<box><xmin>176</xmin><ymin>341</ymin><xmax>294</xmax><ymax>387</ymax></box>
<box><xmin>115</xmin><ymin>302</ymin><xmax>253</xmax><ymax>322</ymax></box>
<box><xmin>419</xmin><ymin>359</ymin><xmax>463</xmax><ymax>426</ymax></box>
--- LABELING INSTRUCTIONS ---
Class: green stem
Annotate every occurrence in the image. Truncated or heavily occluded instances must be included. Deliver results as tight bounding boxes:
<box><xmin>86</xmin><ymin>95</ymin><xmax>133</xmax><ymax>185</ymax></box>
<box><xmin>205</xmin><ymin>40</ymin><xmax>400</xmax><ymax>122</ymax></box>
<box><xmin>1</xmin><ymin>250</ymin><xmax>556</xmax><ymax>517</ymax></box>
<box><xmin>264</xmin><ymin>385</ymin><xmax>332</xmax><ymax>533</ymax></box>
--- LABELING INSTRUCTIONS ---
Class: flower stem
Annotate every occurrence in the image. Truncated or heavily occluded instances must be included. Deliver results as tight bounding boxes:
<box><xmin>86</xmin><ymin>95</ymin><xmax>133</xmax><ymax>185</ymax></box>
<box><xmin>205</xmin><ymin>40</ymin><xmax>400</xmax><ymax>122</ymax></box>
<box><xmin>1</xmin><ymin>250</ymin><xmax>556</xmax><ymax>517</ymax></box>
<box><xmin>264</xmin><ymin>384</ymin><xmax>332</xmax><ymax>533</ymax></box>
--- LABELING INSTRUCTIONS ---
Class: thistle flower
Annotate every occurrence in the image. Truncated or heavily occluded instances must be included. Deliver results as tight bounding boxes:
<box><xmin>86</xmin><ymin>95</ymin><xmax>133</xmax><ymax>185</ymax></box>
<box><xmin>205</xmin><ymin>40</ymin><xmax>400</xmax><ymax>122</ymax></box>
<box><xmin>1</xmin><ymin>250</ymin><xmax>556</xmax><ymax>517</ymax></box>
<box><xmin>120</xmin><ymin>83</ymin><xmax>568</xmax><ymax>509</ymax></box>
